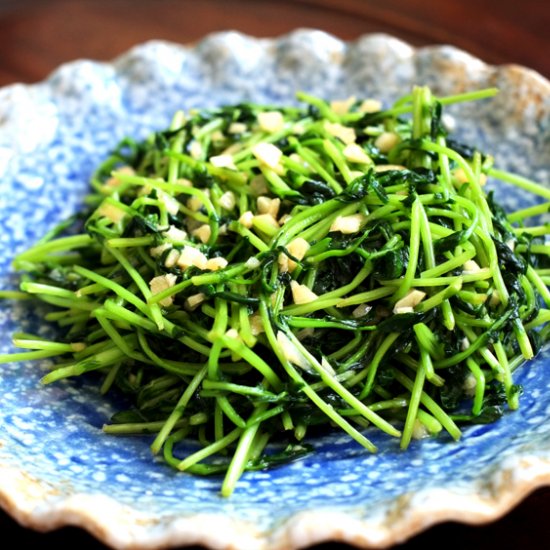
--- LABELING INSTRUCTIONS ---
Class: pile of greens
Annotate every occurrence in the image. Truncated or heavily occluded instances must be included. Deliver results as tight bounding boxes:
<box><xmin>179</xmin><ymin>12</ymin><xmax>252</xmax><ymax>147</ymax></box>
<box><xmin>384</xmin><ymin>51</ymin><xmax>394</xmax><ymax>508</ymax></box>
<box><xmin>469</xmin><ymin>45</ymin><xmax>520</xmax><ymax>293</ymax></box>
<box><xmin>2</xmin><ymin>86</ymin><xmax>550</xmax><ymax>496</ymax></box>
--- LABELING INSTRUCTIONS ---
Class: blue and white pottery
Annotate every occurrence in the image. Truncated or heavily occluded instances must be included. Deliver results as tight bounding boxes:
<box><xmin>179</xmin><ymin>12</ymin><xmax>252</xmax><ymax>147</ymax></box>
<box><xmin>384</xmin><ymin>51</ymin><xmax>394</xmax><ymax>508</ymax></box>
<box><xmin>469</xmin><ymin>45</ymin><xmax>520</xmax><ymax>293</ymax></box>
<box><xmin>0</xmin><ymin>30</ymin><xmax>549</xmax><ymax>549</ymax></box>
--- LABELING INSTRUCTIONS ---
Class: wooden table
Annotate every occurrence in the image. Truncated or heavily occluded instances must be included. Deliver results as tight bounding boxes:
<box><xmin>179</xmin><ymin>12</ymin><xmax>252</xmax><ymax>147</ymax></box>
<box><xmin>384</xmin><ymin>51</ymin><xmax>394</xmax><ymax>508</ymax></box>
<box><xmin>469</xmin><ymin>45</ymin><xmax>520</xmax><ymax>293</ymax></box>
<box><xmin>0</xmin><ymin>1</ymin><xmax>549</xmax><ymax>549</ymax></box>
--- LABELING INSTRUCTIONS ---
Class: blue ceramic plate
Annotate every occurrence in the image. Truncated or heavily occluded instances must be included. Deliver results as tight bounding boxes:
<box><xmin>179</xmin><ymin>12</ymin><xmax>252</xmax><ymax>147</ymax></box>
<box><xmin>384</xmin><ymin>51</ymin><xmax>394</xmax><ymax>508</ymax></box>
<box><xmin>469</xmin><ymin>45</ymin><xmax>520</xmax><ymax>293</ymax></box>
<box><xmin>1</xmin><ymin>30</ymin><xmax>549</xmax><ymax>549</ymax></box>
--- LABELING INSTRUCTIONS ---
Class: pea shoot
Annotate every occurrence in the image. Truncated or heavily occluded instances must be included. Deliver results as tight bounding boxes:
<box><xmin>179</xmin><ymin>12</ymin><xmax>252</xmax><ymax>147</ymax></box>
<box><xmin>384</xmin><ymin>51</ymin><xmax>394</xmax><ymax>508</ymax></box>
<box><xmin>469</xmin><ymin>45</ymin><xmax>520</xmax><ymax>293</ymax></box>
<box><xmin>1</xmin><ymin>85</ymin><xmax>549</xmax><ymax>496</ymax></box>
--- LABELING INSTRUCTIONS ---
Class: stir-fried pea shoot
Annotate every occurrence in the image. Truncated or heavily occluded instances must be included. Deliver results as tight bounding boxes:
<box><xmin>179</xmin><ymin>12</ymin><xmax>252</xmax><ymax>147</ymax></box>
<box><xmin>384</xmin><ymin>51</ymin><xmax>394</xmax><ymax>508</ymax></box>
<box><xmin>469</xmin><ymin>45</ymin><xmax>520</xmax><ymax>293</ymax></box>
<box><xmin>2</xmin><ymin>85</ymin><xmax>550</xmax><ymax>496</ymax></box>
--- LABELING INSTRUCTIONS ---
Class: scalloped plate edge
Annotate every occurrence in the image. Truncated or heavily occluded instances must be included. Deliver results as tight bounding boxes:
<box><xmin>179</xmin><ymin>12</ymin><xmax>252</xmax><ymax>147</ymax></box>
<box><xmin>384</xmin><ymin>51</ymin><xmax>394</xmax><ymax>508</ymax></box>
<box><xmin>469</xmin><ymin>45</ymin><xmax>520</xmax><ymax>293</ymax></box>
<box><xmin>1</xmin><ymin>29</ymin><xmax>550</xmax><ymax>550</ymax></box>
<box><xmin>2</xmin><ymin>457</ymin><xmax>550</xmax><ymax>549</ymax></box>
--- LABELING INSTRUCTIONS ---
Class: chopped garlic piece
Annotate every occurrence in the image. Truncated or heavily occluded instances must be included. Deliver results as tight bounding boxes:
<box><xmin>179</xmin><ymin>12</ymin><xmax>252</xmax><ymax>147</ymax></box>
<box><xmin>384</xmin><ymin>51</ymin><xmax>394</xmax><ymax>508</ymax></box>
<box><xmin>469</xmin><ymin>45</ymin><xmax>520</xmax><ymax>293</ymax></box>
<box><xmin>463</xmin><ymin>260</ymin><xmax>482</xmax><ymax>274</ymax></box>
<box><xmin>185</xmin><ymin>217</ymin><xmax>202</xmax><ymax>234</ymax></box>
<box><xmin>324</xmin><ymin>121</ymin><xmax>356</xmax><ymax>144</ymax></box>
<box><xmin>352</xmin><ymin>303</ymin><xmax>372</xmax><ymax>318</ymax></box>
<box><xmin>70</xmin><ymin>342</ymin><xmax>87</xmax><ymax>352</ymax></box>
<box><xmin>287</xmin><ymin>237</ymin><xmax>310</xmax><ymax>261</ymax></box>
<box><xmin>187</xmin><ymin>194</ymin><xmax>204</xmax><ymax>212</ymax></box>
<box><xmin>280</xmin><ymin>237</ymin><xmax>311</xmax><ymax>272</ymax></box>
<box><xmin>393</xmin><ymin>289</ymin><xmax>426</xmax><ymax>313</ymax></box>
<box><xmin>441</xmin><ymin>113</ymin><xmax>456</xmax><ymax>132</ymax></box>
<box><xmin>209</xmin><ymin>154</ymin><xmax>237</xmax><ymax>170</ymax></box>
<box><xmin>453</xmin><ymin>168</ymin><xmax>468</xmax><ymax>184</ymax></box>
<box><xmin>184</xmin><ymin>292</ymin><xmax>206</xmax><ymax>311</ymax></box>
<box><xmin>164</xmin><ymin>248</ymin><xmax>180</xmax><ymax>268</ymax></box>
<box><xmin>228</xmin><ymin>122</ymin><xmax>247</xmax><ymax>134</ymax></box>
<box><xmin>98</xmin><ymin>202</ymin><xmax>126</xmax><ymax>224</ymax></box>
<box><xmin>252</xmin><ymin>142</ymin><xmax>283</xmax><ymax>169</ymax></box>
<box><xmin>453</xmin><ymin>168</ymin><xmax>488</xmax><ymax>187</ymax></box>
<box><xmin>343</xmin><ymin>143</ymin><xmax>372</xmax><ymax>165</ymax></box>
<box><xmin>163</xmin><ymin>225</ymin><xmax>188</xmax><ymax>243</ymax></box>
<box><xmin>394</xmin><ymin>306</ymin><xmax>414</xmax><ymax>314</ymax></box>
<box><xmin>192</xmin><ymin>224</ymin><xmax>212</xmax><ymax>244</ymax></box>
<box><xmin>412</xmin><ymin>419</ymin><xmax>429</xmax><ymax>440</ymax></box>
<box><xmin>222</xmin><ymin>142</ymin><xmax>243</xmax><ymax>156</ymax></box>
<box><xmin>463</xmin><ymin>373</ymin><xmax>477</xmax><ymax>396</ymax></box>
<box><xmin>225</xmin><ymin>328</ymin><xmax>240</xmax><ymax>340</ymax></box>
<box><xmin>330</xmin><ymin>96</ymin><xmax>356</xmax><ymax>115</ymax></box>
<box><xmin>149</xmin><ymin>274</ymin><xmax>177</xmax><ymax>307</ymax></box>
<box><xmin>489</xmin><ymin>290</ymin><xmax>501</xmax><ymax>308</ymax></box>
<box><xmin>330</xmin><ymin>213</ymin><xmax>365</xmax><ymax>234</ymax></box>
<box><xmin>238</xmin><ymin>210</ymin><xmax>254</xmax><ymax>228</ymax></box>
<box><xmin>250</xmin><ymin>174</ymin><xmax>269</xmax><ymax>196</ymax></box>
<box><xmin>257</xmin><ymin>196</ymin><xmax>281</xmax><ymax>218</ymax></box>
<box><xmin>176</xmin><ymin>246</ymin><xmax>208</xmax><ymax>270</ymax></box>
<box><xmin>105</xmin><ymin>165</ymin><xmax>134</xmax><ymax>188</ymax></box>
<box><xmin>211</xmin><ymin>130</ymin><xmax>225</xmax><ymax>143</ymax></box>
<box><xmin>359</xmin><ymin>98</ymin><xmax>382</xmax><ymax>113</ymax></box>
<box><xmin>290</xmin><ymin>280</ymin><xmax>318</xmax><ymax>305</ymax></box>
<box><xmin>149</xmin><ymin>242</ymin><xmax>172</xmax><ymax>257</ymax></box>
<box><xmin>249</xmin><ymin>313</ymin><xmax>265</xmax><ymax>336</ymax></box>
<box><xmin>189</xmin><ymin>140</ymin><xmax>203</xmax><ymax>159</ymax></box>
<box><xmin>374</xmin><ymin>164</ymin><xmax>406</xmax><ymax>172</ymax></box>
<box><xmin>257</xmin><ymin>111</ymin><xmax>285</xmax><ymax>133</ymax></box>
<box><xmin>219</xmin><ymin>191</ymin><xmax>236</xmax><ymax>211</ymax></box>
<box><xmin>374</xmin><ymin>132</ymin><xmax>400</xmax><ymax>153</ymax></box>
<box><xmin>277</xmin><ymin>331</ymin><xmax>310</xmax><ymax>369</ymax></box>
<box><xmin>158</xmin><ymin>191</ymin><xmax>180</xmax><ymax>215</ymax></box>
<box><xmin>176</xmin><ymin>177</ymin><xmax>193</xmax><ymax>187</ymax></box>
<box><xmin>460</xmin><ymin>337</ymin><xmax>470</xmax><ymax>351</ymax></box>
<box><xmin>278</xmin><ymin>252</ymin><xmax>289</xmax><ymax>274</ymax></box>
<box><xmin>206</xmin><ymin>257</ymin><xmax>228</xmax><ymax>271</ymax></box>
<box><xmin>245</xmin><ymin>256</ymin><xmax>261</xmax><ymax>269</ymax></box>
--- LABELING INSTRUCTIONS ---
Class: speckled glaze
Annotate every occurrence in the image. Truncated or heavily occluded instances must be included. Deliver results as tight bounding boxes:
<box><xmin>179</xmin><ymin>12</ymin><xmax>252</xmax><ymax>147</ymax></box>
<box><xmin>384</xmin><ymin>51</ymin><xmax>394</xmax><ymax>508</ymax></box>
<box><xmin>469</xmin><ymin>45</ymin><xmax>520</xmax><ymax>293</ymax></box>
<box><xmin>0</xmin><ymin>30</ymin><xmax>549</xmax><ymax>550</ymax></box>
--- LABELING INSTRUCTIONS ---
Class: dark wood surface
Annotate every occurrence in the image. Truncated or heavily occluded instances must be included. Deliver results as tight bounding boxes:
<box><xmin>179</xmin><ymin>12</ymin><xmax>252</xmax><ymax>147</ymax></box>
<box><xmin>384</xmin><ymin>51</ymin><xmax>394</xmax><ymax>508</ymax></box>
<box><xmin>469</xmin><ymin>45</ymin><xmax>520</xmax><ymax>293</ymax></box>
<box><xmin>0</xmin><ymin>1</ymin><xmax>549</xmax><ymax>549</ymax></box>
<box><xmin>0</xmin><ymin>0</ymin><xmax>548</xmax><ymax>85</ymax></box>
